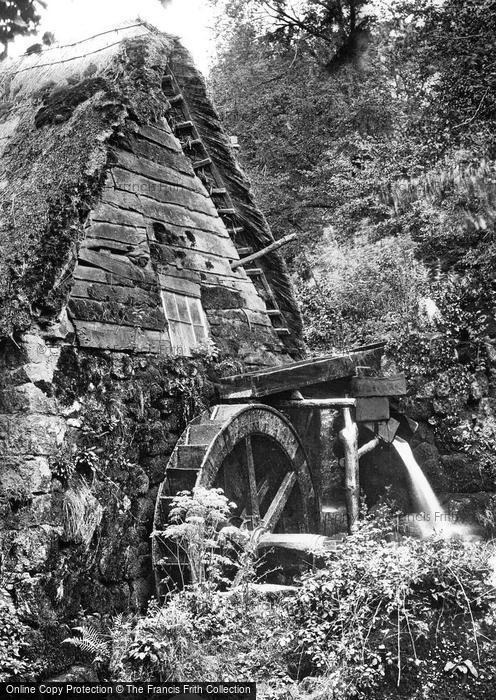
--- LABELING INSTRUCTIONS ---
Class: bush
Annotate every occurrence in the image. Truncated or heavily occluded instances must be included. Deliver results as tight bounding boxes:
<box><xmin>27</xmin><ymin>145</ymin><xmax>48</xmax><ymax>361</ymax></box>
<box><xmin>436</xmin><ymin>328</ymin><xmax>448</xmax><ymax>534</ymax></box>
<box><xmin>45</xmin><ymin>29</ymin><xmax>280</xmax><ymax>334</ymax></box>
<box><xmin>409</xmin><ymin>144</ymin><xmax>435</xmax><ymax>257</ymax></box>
<box><xmin>0</xmin><ymin>598</ymin><xmax>34</xmax><ymax>681</ymax></box>
<box><xmin>289</xmin><ymin>507</ymin><xmax>496</xmax><ymax>698</ymax></box>
<box><xmin>153</xmin><ymin>487</ymin><xmax>252</xmax><ymax>589</ymax></box>
<box><xmin>294</xmin><ymin>231</ymin><xmax>427</xmax><ymax>353</ymax></box>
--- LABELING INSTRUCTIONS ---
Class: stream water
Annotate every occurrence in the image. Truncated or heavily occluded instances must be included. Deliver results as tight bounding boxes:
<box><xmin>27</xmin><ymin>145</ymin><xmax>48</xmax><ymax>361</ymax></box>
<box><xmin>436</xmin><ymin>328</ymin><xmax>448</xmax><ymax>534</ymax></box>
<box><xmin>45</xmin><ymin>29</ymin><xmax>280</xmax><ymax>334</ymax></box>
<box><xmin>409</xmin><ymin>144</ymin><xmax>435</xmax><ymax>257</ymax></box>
<box><xmin>393</xmin><ymin>437</ymin><xmax>470</xmax><ymax>538</ymax></box>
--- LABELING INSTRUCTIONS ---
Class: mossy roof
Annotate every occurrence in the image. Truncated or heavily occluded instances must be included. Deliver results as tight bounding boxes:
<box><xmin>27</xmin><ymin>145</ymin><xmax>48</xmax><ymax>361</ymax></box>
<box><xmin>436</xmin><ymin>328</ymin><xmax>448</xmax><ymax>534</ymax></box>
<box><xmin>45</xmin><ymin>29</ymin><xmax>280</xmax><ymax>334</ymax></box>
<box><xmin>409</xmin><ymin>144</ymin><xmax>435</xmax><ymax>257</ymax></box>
<box><xmin>0</xmin><ymin>22</ymin><xmax>303</xmax><ymax>348</ymax></box>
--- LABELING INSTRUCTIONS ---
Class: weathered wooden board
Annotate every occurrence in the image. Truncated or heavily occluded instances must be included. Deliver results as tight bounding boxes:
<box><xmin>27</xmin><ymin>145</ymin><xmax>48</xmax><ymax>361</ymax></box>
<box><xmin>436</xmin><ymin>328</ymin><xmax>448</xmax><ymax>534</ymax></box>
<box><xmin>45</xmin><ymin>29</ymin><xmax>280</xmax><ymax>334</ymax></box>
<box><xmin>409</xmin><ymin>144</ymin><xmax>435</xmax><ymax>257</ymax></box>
<box><xmin>91</xmin><ymin>203</ymin><xmax>146</xmax><ymax>228</ymax></box>
<box><xmin>151</xmin><ymin>243</ymin><xmax>236</xmax><ymax>278</ymax></box>
<box><xmin>114</xmin><ymin>148</ymin><xmax>198</xmax><ymax>190</ymax></box>
<box><xmin>176</xmin><ymin>445</ymin><xmax>207</xmax><ymax>470</ymax></box>
<box><xmin>139</xmin><ymin>124</ymin><xmax>182</xmax><ymax>152</ymax></box>
<box><xmin>73</xmin><ymin>321</ymin><xmax>171</xmax><ymax>353</ymax></box>
<box><xmin>376</xmin><ymin>417</ymin><xmax>400</xmax><ymax>443</ymax></box>
<box><xmin>350</xmin><ymin>375</ymin><xmax>407</xmax><ymax>397</ymax></box>
<box><xmin>112</xmin><ymin>169</ymin><xmax>218</xmax><ymax>217</ymax></box>
<box><xmin>72</xmin><ymin>264</ymin><xmax>135</xmax><ymax>288</ymax></box>
<box><xmin>158</xmin><ymin>268</ymin><xmax>202</xmax><ymax>285</ymax></box>
<box><xmin>117</xmin><ymin>136</ymin><xmax>196</xmax><ymax>178</ymax></box>
<box><xmin>159</xmin><ymin>275</ymin><xmax>201</xmax><ymax>298</ymax></box>
<box><xmin>112</xmin><ymin>165</ymin><xmax>210</xmax><ymax>206</ymax></box>
<box><xmin>71</xmin><ymin>280</ymin><xmax>161</xmax><ymax>306</ymax></box>
<box><xmin>355</xmin><ymin>397</ymin><xmax>390</xmax><ymax>423</ymax></box>
<box><xmin>217</xmin><ymin>344</ymin><xmax>385</xmax><ymax>399</ymax></box>
<box><xmin>100</xmin><ymin>188</ymin><xmax>227</xmax><ymax>236</ymax></box>
<box><xmin>201</xmin><ymin>284</ymin><xmax>267</xmax><ymax>313</ymax></box>
<box><xmin>78</xmin><ymin>249</ymin><xmax>156</xmax><ymax>285</ymax></box>
<box><xmin>69</xmin><ymin>298</ymin><xmax>165</xmax><ymax>330</ymax></box>
<box><xmin>83</xmin><ymin>238</ymin><xmax>134</xmax><ymax>254</ymax></box>
<box><xmin>149</xmin><ymin>226</ymin><xmax>235</xmax><ymax>256</ymax></box>
<box><xmin>208</xmin><ymin>308</ymin><xmax>274</xmax><ymax>329</ymax></box>
<box><xmin>84</xmin><ymin>222</ymin><xmax>147</xmax><ymax>246</ymax></box>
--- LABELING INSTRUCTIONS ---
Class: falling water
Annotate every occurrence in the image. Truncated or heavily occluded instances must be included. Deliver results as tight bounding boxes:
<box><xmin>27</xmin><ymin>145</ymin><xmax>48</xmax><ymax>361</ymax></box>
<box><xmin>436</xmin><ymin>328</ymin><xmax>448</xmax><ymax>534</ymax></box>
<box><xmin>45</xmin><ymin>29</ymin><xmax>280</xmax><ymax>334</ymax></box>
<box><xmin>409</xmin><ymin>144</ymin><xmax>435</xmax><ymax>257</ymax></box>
<box><xmin>393</xmin><ymin>437</ymin><xmax>470</xmax><ymax>538</ymax></box>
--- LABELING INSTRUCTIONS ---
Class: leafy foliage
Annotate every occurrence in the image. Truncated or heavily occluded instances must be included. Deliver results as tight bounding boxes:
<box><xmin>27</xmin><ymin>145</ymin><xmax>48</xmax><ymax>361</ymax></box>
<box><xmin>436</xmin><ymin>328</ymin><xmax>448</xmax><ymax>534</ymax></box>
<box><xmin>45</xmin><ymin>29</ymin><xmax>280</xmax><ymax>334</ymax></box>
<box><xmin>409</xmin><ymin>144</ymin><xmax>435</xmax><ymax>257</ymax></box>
<box><xmin>154</xmin><ymin>487</ymin><xmax>251</xmax><ymax>588</ymax></box>
<box><xmin>63</xmin><ymin>624</ymin><xmax>110</xmax><ymax>664</ymax></box>
<box><xmin>63</xmin><ymin>504</ymin><xmax>496</xmax><ymax>698</ymax></box>
<box><xmin>0</xmin><ymin>0</ymin><xmax>43</xmax><ymax>59</ymax></box>
<box><xmin>289</xmin><ymin>505</ymin><xmax>496</xmax><ymax>698</ymax></box>
<box><xmin>0</xmin><ymin>600</ymin><xmax>32</xmax><ymax>681</ymax></box>
<box><xmin>294</xmin><ymin>231</ymin><xmax>427</xmax><ymax>352</ymax></box>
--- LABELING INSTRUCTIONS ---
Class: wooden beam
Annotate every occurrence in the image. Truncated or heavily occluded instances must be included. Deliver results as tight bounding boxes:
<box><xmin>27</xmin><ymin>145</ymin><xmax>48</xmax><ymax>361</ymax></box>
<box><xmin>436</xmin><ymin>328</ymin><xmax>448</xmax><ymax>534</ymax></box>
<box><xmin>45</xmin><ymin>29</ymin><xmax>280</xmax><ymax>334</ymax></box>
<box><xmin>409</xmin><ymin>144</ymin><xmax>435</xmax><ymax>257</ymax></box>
<box><xmin>350</xmin><ymin>375</ymin><xmax>407</xmax><ymax>397</ymax></box>
<box><xmin>274</xmin><ymin>398</ymin><xmax>356</xmax><ymax>409</ymax></box>
<box><xmin>257</xmin><ymin>533</ymin><xmax>338</xmax><ymax>552</ymax></box>
<box><xmin>356</xmin><ymin>397</ymin><xmax>390</xmax><ymax>422</ymax></box>
<box><xmin>240</xmin><ymin>477</ymin><xmax>270</xmax><ymax>520</ymax></box>
<box><xmin>357</xmin><ymin>437</ymin><xmax>380</xmax><ymax>459</ymax></box>
<box><xmin>216</xmin><ymin>343</ymin><xmax>385</xmax><ymax>399</ymax></box>
<box><xmin>231</xmin><ymin>233</ymin><xmax>297</xmax><ymax>270</ymax></box>
<box><xmin>262</xmin><ymin>472</ymin><xmax>297</xmax><ymax>531</ymax></box>
<box><xmin>376</xmin><ymin>417</ymin><xmax>401</xmax><ymax>444</ymax></box>
<box><xmin>340</xmin><ymin>407</ymin><xmax>359</xmax><ymax>534</ymax></box>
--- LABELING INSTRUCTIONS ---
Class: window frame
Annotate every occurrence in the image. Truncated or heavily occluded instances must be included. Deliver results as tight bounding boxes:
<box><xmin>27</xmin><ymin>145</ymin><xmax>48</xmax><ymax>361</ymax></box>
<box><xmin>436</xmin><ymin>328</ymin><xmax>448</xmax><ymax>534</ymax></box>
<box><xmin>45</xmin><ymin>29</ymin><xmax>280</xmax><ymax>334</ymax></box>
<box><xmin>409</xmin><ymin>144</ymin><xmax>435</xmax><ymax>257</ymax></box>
<box><xmin>161</xmin><ymin>289</ymin><xmax>209</xmax><ymax>356</ymax></box>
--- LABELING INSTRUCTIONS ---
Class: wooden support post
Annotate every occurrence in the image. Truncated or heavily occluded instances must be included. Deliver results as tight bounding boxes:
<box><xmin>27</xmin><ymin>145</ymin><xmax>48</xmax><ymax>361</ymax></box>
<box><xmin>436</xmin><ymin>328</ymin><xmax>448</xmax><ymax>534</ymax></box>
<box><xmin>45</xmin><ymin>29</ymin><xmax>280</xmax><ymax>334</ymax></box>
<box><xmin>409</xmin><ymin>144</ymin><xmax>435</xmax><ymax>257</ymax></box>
<box><xmin>231</xmin><ymin>233</ymin><xmax>297</xmax><ymax>270</ymax></box>
<box><xmin>339</xmin><ymin>406</ymin><xmax>360</xmax><ymax>534</ymax></box>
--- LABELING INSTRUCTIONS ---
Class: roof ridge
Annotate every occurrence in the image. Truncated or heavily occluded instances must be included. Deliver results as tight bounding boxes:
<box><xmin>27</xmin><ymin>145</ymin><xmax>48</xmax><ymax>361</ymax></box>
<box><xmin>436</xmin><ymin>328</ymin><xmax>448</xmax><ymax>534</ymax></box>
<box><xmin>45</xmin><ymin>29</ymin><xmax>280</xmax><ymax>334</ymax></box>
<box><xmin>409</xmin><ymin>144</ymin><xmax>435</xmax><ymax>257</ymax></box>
<box><xmin>0</xmin><ymin>23</ymin><xmax>158</xmax><ymax>79</ymax></box>
<box><xmin>25</xmin><ymin>22</ymin><xmax>150</xmax><ymax>56</ymax></box>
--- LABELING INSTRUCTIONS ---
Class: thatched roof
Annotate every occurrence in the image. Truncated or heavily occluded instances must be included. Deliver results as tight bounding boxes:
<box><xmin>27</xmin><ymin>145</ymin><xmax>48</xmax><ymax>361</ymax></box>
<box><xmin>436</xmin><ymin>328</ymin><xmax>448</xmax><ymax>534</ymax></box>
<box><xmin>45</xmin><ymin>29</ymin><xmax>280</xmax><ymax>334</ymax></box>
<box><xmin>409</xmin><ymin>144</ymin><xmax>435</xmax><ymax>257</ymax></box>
<box><xmin>0</xmin><ymin>22</ymin><xmax>303</xmax><ymax>353</ymax></box>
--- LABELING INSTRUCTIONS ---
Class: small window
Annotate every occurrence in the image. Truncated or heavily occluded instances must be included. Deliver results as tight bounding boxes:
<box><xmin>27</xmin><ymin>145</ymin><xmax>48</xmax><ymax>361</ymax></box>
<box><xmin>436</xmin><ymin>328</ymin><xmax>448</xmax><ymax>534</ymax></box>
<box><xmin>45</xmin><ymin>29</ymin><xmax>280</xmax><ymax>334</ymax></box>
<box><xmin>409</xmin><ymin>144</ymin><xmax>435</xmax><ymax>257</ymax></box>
<box><xmin>162</xmin><ymin>291</ymin><xmax>208</xmax><ymax>355</ymax></box>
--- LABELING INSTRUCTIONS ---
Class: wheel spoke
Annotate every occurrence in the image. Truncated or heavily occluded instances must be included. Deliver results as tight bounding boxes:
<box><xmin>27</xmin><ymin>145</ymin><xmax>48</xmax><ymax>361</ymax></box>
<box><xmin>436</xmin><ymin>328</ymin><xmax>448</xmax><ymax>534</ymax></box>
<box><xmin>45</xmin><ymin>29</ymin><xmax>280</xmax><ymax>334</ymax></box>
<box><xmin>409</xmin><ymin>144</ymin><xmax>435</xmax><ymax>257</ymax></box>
<box><xmin>262</xmin><ymin>472</ymin><xmax>297</xmax><ymax>532</ymax></box>
<box><xmin>245</xmin><ymin>436</ymin><xmax>261</xmax><ymax>525</ymax></box>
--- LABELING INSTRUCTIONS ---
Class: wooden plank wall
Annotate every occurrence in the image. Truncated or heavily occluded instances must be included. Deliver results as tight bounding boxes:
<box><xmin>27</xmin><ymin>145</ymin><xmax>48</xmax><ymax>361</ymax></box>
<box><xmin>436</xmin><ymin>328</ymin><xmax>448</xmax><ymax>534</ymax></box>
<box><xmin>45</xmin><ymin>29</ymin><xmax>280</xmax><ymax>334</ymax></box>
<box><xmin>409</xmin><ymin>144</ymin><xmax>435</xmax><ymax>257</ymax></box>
<box><xmin>70</xmin><ymin>118</ymin><xmax>287</xmax><ymax>365</ymax></box>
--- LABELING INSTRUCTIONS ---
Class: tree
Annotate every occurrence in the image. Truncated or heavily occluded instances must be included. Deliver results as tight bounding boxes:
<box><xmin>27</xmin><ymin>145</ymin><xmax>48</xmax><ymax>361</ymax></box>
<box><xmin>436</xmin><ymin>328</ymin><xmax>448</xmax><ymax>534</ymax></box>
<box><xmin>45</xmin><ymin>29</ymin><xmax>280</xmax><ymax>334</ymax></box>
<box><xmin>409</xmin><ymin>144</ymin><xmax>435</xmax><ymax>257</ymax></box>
<box><xmin>210</xmin><ymin>0</ymin><xmax>374</xmax><ymax>70</ymax></box>
<box><xmin>211</xmin><ymin>8</ymin><xmax>407</xmax><ymax>248</ymax></box>
<box><xmin>0</xmin><ymin>0</ymin><xmax>45</xmax><ymax>59</ymax></box>
<box><xmin>389</xmin><ymin>0</ymin><xmax>496</xmax><ymax>155</ymax></box>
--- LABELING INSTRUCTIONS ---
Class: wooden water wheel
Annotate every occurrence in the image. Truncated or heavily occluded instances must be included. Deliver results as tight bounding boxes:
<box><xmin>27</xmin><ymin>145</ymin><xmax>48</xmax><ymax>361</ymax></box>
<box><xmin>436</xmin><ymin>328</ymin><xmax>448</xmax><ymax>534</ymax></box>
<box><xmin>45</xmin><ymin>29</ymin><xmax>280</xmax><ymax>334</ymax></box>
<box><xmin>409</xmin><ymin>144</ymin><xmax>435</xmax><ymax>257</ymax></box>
<box><xmin>152</xmin><ymin>403</ymin><xmax>319</xmax><ymax>597</ymax></box>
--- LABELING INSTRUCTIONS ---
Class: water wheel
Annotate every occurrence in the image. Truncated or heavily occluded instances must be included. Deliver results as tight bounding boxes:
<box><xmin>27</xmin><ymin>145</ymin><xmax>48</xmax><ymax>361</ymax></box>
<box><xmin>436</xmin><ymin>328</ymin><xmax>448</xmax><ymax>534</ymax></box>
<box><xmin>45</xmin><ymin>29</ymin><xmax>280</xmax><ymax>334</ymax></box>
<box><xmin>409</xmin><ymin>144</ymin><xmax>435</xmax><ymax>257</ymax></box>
<box><xmin>152</xmin><ymin>403</ymin><xmax>320</xmax><ymax>597</ymax></box>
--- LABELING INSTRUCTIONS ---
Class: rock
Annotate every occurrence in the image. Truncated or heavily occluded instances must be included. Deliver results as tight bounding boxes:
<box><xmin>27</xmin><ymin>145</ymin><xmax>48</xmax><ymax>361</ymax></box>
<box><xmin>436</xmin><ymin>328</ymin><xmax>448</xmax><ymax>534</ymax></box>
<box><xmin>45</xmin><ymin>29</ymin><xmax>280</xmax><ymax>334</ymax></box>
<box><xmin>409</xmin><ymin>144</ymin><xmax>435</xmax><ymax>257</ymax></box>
<box><xmin>48</xmin><ymin>666</ymin><xmax>99</xmax><ymax>683</ymax></box>
<box><xmin>129</xmin><ymin>576</ymin><xmax>153</xmax><ymax>610</ymax></box>
<box><xmin>1</xmin><ymin>494</ymin><xmax>52</xmax><ymax>530</ymax></box>
<box><xmin>135</xmin><ymin>496</ymin><xmax>155</xmax><ymax>524</ymax></box>
<box><xmin>440</xmin><ymin>454</ymin><xmax>490</xmax><ymax>491</ymax></box>
<box><xmin>413</xmin><ymin>421</ymin><xmax>436</xmax><ymax>445</ymax></box>
<box><xmin>0</xmin><ymin>383</ymin><xmax>58</xmax><ymax>414</ymax></box>
<box><xmin>19</xmin><ymin>334</ymin><xmax>61</xmax><ymax>384</ymax></box>
<box><xmin>98</xmin><ymin>517</ymin><xmax>142</xmax><ymax>582</ymax></box>
<box><xmin>60</xmin><ymin>400</ymin><xmax>82</xmax><ymax>417</ymax></box>
<box><xmin>0</xmin><ymin>456</ymin><xmax>52</xmax><ymax>497</ymax></box>
<box><xmin>41</xmin><ymin>309</ymin><xmax>75</xmax><ymax>341</ymax></box>
<box><xmin>0</xmin><ymin>414</ymin><xmax>66</xmax><ymax>455</ymax></box>
<box><xmin>402</xmin><ymin>397</ymin><xmax>432</xmax><ymax>421</ymax></box>
<box><xmin>79</xmin><ymin>580</ymin><xmax>130</xmax><ymax>614</ymax></box>
<box><xmin>413</xmin><ymin>442</ymin><xmax>440</xmax><ymax>466</ymax></box>
<box><xmin>2</xmin><ymin>525</ymin><xmax>61</xmax><ymax>572</ymax></box>
<box><xmin>438</xmin><ymin>491</ymin><xmax>495</xmax><ymax>534</ymax></box>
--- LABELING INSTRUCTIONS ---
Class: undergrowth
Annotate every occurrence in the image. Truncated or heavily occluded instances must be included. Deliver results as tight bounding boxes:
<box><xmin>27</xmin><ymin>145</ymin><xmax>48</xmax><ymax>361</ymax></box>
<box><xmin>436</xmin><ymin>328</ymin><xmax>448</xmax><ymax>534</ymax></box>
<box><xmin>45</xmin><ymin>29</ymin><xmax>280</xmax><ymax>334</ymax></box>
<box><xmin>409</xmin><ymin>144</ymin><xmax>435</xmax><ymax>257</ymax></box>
<box><xmin>61</xmin><ymin>493</ymin><xmax>496</xmax><ymax>699</ymax></box>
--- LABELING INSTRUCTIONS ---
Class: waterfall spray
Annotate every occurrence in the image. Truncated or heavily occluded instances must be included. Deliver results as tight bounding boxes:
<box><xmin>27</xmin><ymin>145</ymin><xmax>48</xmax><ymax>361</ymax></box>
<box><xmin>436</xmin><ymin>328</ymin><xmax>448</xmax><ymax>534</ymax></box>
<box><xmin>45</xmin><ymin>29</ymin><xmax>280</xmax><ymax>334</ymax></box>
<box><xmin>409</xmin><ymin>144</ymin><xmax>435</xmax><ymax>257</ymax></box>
<box><xmin>393</xmin><ymin>437</ymin><xmax>470</xmax><ymax>538</ymax></box>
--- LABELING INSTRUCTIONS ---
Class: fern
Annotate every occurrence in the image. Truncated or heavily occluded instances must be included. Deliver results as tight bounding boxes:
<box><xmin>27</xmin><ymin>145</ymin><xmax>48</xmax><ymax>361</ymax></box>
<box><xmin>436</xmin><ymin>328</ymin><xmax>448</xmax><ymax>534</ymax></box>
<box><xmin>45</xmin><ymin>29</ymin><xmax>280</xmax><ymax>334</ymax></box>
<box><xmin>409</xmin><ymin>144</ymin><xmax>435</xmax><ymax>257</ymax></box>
<box><xmin>62</xmin><ymin>625</ymin><xmax>110</xmax><ymax>661</ymax></box>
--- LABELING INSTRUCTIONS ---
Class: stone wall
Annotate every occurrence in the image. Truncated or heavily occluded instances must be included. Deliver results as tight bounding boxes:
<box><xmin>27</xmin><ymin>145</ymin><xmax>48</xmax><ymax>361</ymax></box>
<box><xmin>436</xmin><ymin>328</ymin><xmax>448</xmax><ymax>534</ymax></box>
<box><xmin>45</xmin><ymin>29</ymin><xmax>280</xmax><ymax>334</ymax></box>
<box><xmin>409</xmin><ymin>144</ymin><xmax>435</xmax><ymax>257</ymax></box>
<box><xmin>0</xmin><ymin>313</ymin><xmax>218</xmax><ymax>676</ymax></box>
